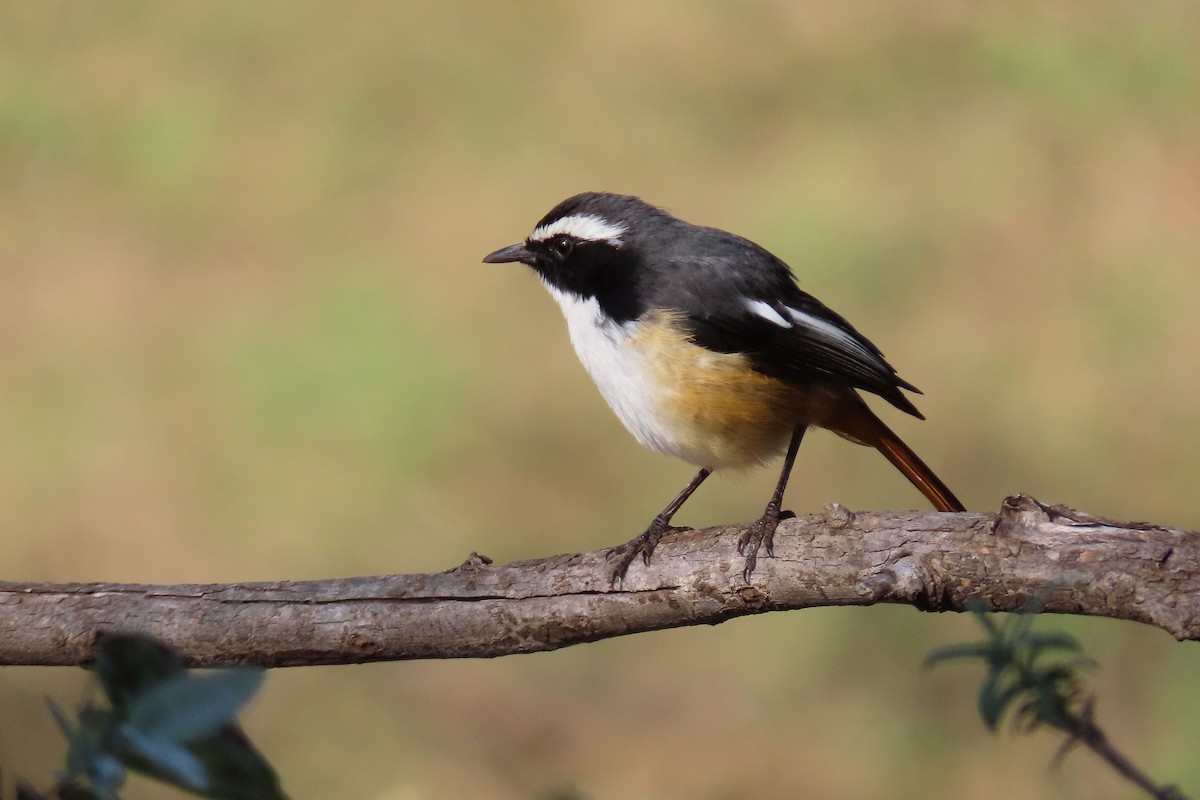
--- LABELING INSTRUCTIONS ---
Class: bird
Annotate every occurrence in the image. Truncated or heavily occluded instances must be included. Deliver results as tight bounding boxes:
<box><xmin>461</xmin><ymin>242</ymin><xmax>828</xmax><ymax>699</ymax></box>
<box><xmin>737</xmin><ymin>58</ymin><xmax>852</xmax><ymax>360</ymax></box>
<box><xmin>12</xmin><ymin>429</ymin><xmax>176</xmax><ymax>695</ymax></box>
<box><xmin>483</xmin><ymin>191</ymin><xmax>964</xmax><ymax>583</ymax></box>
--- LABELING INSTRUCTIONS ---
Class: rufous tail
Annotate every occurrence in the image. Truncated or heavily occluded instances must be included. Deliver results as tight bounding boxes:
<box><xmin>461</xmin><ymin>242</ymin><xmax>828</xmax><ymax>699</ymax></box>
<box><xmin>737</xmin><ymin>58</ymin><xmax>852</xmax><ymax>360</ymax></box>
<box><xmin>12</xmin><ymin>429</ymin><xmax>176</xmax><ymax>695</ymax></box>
<box><xmin>871</xmin><ymin>421</ymin><xmax>965</xmax><ymax>512</ymax></box>
<box><xmin>827</xmin><ymin>396</ymin><xmax>965</xmax><ymax>513</ymax></box>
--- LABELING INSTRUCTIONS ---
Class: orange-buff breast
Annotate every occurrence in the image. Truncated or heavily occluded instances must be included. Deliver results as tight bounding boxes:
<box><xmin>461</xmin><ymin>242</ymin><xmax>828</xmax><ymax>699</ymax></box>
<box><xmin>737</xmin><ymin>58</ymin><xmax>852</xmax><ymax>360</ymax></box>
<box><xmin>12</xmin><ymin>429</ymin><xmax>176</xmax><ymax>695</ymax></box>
<box><xmin>630</xmin><ymin>313</ymin><xmax>810</xmax><ymax>470</ymax></box>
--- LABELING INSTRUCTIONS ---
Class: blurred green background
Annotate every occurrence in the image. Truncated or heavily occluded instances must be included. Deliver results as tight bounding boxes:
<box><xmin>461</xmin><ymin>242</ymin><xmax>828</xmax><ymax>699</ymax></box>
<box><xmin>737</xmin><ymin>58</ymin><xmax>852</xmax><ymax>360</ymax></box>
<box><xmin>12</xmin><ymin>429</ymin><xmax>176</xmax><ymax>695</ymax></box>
<box><xmin>3</xmin><ymin>2</ymin><xmax>1199</xmax><ymax>798</ymax></box>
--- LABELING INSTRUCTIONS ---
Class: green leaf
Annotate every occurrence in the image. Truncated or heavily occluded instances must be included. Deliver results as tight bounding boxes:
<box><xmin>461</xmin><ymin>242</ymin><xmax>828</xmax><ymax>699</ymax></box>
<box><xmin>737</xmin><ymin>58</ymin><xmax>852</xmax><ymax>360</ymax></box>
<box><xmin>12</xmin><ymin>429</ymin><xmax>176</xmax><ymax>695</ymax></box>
<box><xmin>1031</xmin><ymin>686</ymin><xmax>1077</xmax><ymax>731</ymax></box>
<box><xmin>924</xmin><ymin>642</ymin><xmax>997</xmax><ymax>667</ymax></box>
<box><xmin>976</xmin><ymin>672</ymin><xmax>1002</xmax><ymax>729</ymax></box>
<box><xmin>968</xmin><ymin>603</ymin><xmax>1001</xmax><ymax>637</ymax></box>
<box><xmin>45</xmin><ymin>697</ymin><xmax>76</xmax><ymax>738</ymax></box>
<box><xmin>977</xmin><ymin>673</ymin><xmax>1025</xmax><ymax>731</ymax></box>
<box><xmin>1011</xmin><ymin>697</ymin><xmax>1043</xmax><ymax>732</ymax></box>
<box><xmin>1005</xmin><ymin>607</ymin><xmax>1037</xmax><ymax>644</ymax></box>
<box><xmin>127</xmin><ymin>668</ymin><xmax>265</xmax><ymax>744</ymax></box>
<box><xmin>1022</xmin><ymin>631</ymin><xmax>1082</xmax><ymax>653</ymax></box>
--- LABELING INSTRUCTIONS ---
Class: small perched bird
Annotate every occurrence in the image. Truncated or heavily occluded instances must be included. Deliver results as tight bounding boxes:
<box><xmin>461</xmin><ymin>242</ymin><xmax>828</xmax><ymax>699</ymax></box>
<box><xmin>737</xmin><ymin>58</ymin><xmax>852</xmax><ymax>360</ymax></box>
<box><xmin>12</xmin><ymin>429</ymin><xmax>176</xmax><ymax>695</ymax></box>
<box><xmin>484</xmin><ymin>192</ymin><xmax>964</xmax><ymax>582</ymax></box>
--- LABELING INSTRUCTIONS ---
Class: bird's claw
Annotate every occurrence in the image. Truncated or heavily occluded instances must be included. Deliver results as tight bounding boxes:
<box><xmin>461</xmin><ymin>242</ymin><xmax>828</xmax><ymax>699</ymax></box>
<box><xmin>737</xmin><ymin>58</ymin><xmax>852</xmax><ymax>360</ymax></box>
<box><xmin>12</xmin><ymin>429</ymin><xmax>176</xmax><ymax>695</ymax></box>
<box><xmin>607</xmin><ymin>521</ymin><xmax>678</xmax><ymax>586</ymax></box>
<box><xmin>737</xmin><ymin>506</ymin><xmax>786</xmax><ymax>583</ymax></box>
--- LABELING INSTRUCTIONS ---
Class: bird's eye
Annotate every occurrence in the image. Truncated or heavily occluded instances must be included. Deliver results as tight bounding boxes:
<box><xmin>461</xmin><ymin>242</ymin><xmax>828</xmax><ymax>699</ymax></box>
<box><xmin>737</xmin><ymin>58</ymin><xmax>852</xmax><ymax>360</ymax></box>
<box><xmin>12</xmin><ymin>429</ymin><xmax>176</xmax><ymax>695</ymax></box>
<box><xmin>548</xmin><ymin>235</ymin><xmax>575</xmax><ymax>258</ymax></box>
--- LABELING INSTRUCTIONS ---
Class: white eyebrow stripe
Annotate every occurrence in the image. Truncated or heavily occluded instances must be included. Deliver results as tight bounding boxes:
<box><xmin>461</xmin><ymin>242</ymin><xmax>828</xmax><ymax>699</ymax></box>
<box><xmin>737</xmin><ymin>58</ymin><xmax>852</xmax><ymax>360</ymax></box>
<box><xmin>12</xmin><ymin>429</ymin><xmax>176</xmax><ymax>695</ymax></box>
<box><xmin>745</xmin><ymin>299</ymin><xmax>793</xmax><ymax>328</ymax></box>
<box><xmin>529</xmin><ymin>214</ymin><xmax>627</xmax><ymax>245</ymax></box>
<box><xmin>786</xmin><ymin>306</ymin><xmax>875</xmax><ymax>358</ymax></box>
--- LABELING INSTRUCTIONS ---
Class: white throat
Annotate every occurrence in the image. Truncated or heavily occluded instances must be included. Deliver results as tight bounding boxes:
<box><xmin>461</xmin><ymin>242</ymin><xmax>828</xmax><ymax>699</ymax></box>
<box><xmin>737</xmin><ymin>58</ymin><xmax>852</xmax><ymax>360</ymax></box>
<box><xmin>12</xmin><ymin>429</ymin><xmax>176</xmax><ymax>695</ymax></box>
<box><xmin>541</xmin><ymin>282</ymin><xmax>682</xmax><ymax>460</ymax></box>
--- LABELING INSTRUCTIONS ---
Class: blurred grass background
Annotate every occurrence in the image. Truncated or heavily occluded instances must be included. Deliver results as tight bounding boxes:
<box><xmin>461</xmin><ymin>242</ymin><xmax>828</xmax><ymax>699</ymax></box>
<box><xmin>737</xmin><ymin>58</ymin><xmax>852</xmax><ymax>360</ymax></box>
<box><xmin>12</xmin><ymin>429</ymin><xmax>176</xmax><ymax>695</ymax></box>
<box><xmin>2</xmin><ymin>1</ymin><xmax>1199</xmax><ymax>798</ymax></box>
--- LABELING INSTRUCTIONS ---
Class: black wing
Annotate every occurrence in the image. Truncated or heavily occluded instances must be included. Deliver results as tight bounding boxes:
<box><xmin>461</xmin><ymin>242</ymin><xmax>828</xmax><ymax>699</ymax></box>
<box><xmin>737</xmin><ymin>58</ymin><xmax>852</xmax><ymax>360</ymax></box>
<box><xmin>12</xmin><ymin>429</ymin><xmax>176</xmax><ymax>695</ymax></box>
<box><xmin>645</xmin><ymin>227</ymin><xmax>924</xmax><ymax>418</ymax></box>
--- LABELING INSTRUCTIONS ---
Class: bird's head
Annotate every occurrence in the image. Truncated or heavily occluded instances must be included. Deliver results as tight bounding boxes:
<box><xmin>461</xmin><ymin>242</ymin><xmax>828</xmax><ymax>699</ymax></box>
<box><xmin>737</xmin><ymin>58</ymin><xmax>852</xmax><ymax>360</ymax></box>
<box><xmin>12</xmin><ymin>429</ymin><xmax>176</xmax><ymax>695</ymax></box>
<box><xmin>483</xmin><ymin>192</ymin><xmax>673</xmax><ymax>321</ymax></box>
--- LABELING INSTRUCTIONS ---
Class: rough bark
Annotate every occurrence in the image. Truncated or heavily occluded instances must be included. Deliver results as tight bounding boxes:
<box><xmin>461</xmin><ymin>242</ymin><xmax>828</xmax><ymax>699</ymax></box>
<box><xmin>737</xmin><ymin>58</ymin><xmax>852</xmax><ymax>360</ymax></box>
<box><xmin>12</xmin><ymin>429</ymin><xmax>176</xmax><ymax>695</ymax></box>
<box><xmin>1</xmin><ymin>495</ymin><xmax>1196</xmax><ymax>667</ymax></box>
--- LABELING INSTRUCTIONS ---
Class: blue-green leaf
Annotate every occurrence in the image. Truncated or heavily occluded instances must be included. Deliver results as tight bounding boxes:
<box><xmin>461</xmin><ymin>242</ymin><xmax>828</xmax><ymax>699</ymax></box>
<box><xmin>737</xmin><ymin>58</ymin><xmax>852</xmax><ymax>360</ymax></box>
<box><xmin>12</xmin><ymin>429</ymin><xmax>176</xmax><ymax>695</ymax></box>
<box><xmin>63</xmin><ymin>710</ymin><xmax>117</xmax><ymax>781</ymax></box>
<box><xmin>128</xmin><ymin>668</ymin><xmax>265</xmax><ymax>744</ymax></box>
<box><xmin>120</xmin><ymin>724</ymin><xmax>209</xmax><ymax>792</ymax></box>
<box><xmin>84</xmin><ymin>753</ymin><xmax>125</xmax><ymax>798</ymax></box>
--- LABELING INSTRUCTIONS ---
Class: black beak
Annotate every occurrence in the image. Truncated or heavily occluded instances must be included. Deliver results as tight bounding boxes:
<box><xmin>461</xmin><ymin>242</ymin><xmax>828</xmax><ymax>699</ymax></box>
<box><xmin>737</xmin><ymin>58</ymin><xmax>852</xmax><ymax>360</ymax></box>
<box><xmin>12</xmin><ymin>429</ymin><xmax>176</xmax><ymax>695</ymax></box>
<box><xmin>482</xmin><ymin>242</ymin><xmax>533</xmax><ymax>265</ymax></box>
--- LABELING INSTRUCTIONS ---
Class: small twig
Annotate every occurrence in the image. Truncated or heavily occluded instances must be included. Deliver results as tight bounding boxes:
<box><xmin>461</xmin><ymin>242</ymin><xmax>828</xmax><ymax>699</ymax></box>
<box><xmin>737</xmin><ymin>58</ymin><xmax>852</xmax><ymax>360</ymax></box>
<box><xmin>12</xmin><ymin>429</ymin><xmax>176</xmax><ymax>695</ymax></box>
<box><xmin>1067</xmin><ymin>710</ymin><xmax>1185</xmax><ymax>800</ymax></box>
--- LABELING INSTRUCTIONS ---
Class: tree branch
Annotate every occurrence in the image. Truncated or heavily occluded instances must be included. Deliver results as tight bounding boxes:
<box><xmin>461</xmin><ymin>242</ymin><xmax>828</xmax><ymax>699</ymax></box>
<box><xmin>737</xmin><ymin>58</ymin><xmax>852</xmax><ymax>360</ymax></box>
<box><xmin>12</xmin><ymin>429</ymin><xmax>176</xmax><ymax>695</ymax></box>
<box><xmin>2</xmin><ymin>495</ymin><xmax>1197</xmax><ymax>667</ymax></box>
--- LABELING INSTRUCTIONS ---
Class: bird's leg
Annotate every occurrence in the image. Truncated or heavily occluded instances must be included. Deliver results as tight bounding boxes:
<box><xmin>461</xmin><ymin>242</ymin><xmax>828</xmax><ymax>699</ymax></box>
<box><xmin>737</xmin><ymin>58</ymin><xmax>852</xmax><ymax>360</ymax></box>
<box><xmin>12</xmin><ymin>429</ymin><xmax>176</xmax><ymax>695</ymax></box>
<box><xmin>609</xmin><ymin>467</ymin><xmax>711</xmax><ymax>585</ymax></box>
<box><xmin>738</xmin><ymin>425</ymin><xmax>807</xmax><ymax>582</ymax></box>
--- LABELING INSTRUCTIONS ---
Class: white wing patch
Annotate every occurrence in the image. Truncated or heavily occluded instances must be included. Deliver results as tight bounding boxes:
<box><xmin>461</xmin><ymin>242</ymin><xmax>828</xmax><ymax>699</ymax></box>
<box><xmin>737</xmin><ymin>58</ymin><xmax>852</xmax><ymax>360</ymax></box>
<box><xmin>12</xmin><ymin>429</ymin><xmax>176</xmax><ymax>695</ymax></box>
<box><xmin>745</xmin><ymin>299</ymin><xmax>793</xmax><ymax>328</ymax></box>
<box><xmin>530</xmin><ymin>213</ymin><xmax>627</xmax><ymax>245</ymax></box>
<box><xmin>749</xmin><ymin>299</ymin><xmax>880</xmax><ymax>363</ymax></box>
<box><xmin>786</xmin><ymin>306</ymin><xmax>876</xmax><ymax>359</ymax></box>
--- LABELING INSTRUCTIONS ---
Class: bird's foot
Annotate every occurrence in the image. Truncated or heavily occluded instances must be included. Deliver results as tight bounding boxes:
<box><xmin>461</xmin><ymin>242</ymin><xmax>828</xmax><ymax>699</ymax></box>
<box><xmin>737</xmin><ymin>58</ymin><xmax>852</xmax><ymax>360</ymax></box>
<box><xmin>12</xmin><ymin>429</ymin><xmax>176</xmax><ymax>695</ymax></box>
<box><xmin>736</xmin><ymin>507</ymin><xmax>795</xmax><ymax>583</ymax></box>
<box><xmin>607</xmin><ymin>519</ymin><xmax>681</xmax><ymax>586</ymax></box>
